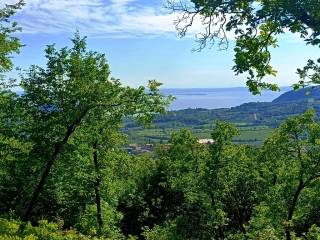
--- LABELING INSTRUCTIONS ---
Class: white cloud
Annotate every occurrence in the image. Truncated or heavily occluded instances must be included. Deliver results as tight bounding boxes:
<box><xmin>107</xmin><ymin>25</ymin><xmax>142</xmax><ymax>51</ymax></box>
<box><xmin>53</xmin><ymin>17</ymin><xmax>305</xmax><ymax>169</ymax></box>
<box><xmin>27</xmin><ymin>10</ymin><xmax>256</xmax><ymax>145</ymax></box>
<box><xmin>2</xmin><ymin>0</ymin><xmax>307</xmax><ymax>43</ymax></box>
<box><xmin>2</xmin><ymin>0</ymin><xmax>183</xmax><ymax>38</ymax></box>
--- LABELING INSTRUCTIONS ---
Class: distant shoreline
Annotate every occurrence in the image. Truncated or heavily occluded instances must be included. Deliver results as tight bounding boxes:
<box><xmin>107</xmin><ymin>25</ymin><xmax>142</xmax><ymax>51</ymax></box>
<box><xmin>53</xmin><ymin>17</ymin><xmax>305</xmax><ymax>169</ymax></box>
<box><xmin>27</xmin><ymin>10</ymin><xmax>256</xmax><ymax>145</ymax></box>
<box><xmin>162</xmin><ymin>87</ymin><xmax>291</xmax><ymax>110</ymax></box>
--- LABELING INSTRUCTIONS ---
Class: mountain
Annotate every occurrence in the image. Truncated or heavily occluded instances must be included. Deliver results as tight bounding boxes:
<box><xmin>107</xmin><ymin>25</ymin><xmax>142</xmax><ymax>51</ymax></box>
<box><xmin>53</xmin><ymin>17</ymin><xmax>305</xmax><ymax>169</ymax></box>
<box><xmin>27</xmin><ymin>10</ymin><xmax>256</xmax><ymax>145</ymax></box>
<box><xmin>272</xmin><ymin>87</ymin><xmax>320</xmax><ymax>103</ymax></box>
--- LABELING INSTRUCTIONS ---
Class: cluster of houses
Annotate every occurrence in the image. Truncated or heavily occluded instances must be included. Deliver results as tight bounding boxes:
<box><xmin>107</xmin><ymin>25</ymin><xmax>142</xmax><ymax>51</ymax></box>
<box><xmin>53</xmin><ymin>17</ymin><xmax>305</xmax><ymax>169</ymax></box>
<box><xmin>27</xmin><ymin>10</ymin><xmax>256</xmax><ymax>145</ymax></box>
<box><xmin>123</xmin><ymin>144</ymin><xmax>155</xmax><ymax>155</ymax></box>
<box><xmin>124</xmin><ymin>139</ymin><xmax>214</xmax><ymax>155</ymax></box>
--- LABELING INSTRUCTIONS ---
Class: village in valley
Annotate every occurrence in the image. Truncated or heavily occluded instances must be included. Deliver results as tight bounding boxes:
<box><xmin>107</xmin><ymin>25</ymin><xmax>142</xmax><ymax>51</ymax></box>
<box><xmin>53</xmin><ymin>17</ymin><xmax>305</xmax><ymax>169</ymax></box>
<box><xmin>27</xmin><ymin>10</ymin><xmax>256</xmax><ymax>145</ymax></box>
<box><xmin>124</xmin><ymin>139</ymin><xmax>214</xmax><ymax>155</ymax></box>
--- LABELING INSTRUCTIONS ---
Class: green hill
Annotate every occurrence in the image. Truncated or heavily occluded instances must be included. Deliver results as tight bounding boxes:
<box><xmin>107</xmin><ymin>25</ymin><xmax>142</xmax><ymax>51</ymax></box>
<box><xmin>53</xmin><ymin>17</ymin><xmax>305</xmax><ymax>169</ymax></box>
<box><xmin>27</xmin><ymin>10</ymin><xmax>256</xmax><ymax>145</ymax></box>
<box><xmin>272</xmin><ymin>87</ymin><xmax>320</xmax><ymax>103</ymax></box>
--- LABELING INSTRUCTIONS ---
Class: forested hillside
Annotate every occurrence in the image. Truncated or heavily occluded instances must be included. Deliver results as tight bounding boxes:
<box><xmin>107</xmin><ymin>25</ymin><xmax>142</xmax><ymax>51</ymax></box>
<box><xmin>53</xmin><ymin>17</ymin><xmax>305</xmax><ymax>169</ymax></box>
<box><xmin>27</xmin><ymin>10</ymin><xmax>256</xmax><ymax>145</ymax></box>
<box><xmin>273</xmin><ymin>87</ymin><xmax>320</xmax><ymax>103</ymax></box>
<box><xmin>2</xmin><ymin>1</ymin><xmax>320</xmax><ymax>240</ymax></box>
<box><xmin>2</xmin><ymin>37</ymin><xmax>320</xmax><ymax>239</ymax></box>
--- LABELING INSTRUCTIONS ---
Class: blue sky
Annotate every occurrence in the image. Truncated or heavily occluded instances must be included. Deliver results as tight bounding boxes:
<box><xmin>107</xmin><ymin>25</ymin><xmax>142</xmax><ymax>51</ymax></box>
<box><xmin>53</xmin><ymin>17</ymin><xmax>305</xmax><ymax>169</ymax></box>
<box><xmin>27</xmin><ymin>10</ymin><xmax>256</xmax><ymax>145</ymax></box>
<box><xmin>5</xmin><ymin>0</ymin><xmax>320</xmax><ymax>88</ymax></box>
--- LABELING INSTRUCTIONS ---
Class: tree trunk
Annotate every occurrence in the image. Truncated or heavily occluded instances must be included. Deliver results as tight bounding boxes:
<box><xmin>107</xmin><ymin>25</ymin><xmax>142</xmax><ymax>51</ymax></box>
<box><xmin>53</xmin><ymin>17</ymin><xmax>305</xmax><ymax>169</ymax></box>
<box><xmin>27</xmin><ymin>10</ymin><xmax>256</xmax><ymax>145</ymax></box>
<box><xmin>93</xmin><ymin>141</ymin><xmax>103</xmax><ymax>235</ymax></box>
<box><xmin>21</xmin><ymin>109</ymin><xmax>88</xmax><ymax>224</ymax></box>
<box><xmin>285</xmin><ymin>179</ymin><xmax>305</xmax><ymax>240</ymax></box>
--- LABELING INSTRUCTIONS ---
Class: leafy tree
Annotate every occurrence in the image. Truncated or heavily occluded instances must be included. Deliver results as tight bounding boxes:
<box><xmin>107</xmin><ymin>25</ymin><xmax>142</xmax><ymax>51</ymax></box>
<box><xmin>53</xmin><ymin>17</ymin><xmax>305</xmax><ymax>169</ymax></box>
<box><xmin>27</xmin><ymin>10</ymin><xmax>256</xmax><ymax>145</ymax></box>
<box><xmin>72</xmin><ymin>123</ymin><xmax>129</xmax><ymax>236</ymax></box>
<box><xmin>0</xmin><ymin>91</ymin><xmax>33</xmax><ymax>219</ymax></box>
<box><xmin>0</xmin><ymin>0</ymin><xmax>24</xmax><ymax>74</ymax></box>
<box><xmin>16</xmin><ymin>32</ymin><xmax>172</xmax><ymax>225</ymax></box>
<box><xmin>201</xmin><ymin>121</ymin><xmax>265</xmax><ymax>239</ymax></box>
<box><xmin>0</xmin><ymin>218</ymin><xmax>106</xmax><ymax>240</ymax></box>
<box><xmin>117</xmin><ymin>153</ymin><xmax>185</xmax><ymax>238</ymax></box>
<box><xmin>158</xmin><ymin>129</ymin><xmax>210</xmax><ymax>239</ymax></box>
<box><xmin>0</xmin><ymin>0</ymin><xmax>25</xmax><ymax>214</ymax></box>
<box><xmin>167</xmin><ymin>0</ymin><xmax>320</xmax><ymax>94</ymax></box>
<box><xmin>250</xmin><ymin>109</ymin><xmax>320</xmax><ymax>240</ymax></box>
<box><xmin>205</xmin><ymin>121</ymin><xmax>239</xmax><ymax>208</ymax></box>
<box><xmin>138</xmin><ymin>125</ymin><xmax>263</xmax><ymax>239</ymax></box>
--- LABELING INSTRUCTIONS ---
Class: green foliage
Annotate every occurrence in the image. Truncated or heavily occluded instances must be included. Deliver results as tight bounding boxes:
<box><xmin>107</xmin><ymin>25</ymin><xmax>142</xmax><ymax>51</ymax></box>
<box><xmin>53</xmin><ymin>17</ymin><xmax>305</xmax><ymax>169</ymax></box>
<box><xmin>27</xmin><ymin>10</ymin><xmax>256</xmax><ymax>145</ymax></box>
<box><xmin>233</xmin><ymin>21</ymin><xmax>279</xmax><ymax>94</ymax></box>
<box><xmin>77</xmin><ymin>203</ymin><xmax>123</xmax><ymax>238</ymax></box>
<box><xmin>248</xmin><ymin>110</ymin><xmax>320</xmax><ymax>239</ymax></box>
<box><xmin>143</xmin><ymin>222</ymin><xmax>181</xmax><ymax>240</ymax></box>
<box><xmin>307</xmin><ymin>225</ymin><xmax>320</xmax><ymax>240</ymax></box>
<box><xmin>117</xmin><ymin>154</ymin><xmax>184</xmax><ymax>237</ymax></box>
<box><xmin>11</xmin><ymin>32</ymin><xmax>171</xmax><ymax>224</ymax></box>
<box><xmin>0</xmin><ymin>32</ymin><xmax>171</xmax><ymax>238</ymax></box>
<box><xmin>168</xmin><ymin>0</ymin><xmax>320</xmax><ymax>92</ymax></box>
<box><xmin>0</xmin><ymin>0</ymin><xmax>24</xmax><ymax>76</ymax></box>
<box><xmin>3</xmin><ymin>89</ymin><xmax>320</xmax><ymax>239</ymax></box>
<box><xmin>0</xmin><ymin>218</ymin><xmax>104</xmax><ymax>240</ymax></box>
<box><xmin>2</xmin><ymin>4</ymin><xmax>320</xmax><ymax>238</ymax></box>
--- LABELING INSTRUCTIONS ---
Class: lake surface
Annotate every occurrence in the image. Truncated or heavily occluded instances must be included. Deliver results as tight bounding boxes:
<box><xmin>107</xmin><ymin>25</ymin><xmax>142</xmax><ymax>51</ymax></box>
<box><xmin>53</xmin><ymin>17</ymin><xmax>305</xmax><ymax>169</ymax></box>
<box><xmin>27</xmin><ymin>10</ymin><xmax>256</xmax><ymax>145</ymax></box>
<box><xmin>162</xmin><ymin>87</ymin><xmax>291</xmax><ymax>110</ymax></box>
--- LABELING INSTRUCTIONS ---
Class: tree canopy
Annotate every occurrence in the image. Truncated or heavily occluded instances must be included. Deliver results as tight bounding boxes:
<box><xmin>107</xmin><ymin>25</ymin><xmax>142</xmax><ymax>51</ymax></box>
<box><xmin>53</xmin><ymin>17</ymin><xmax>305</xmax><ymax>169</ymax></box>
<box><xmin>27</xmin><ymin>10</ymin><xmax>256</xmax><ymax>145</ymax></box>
<box><xmin>167</xmin><ymin>0</ymin><xmax>320</xmax><ymax>94</ymax></box>
<box><xmin>2</xmin><ymin>1</ymin><xmax>320</xmax><ymax>240</ymax></box>
<box><xmin>0</xmin><ymin>0</ymin><xmax>24</xmax><ymax>73</ymax></box>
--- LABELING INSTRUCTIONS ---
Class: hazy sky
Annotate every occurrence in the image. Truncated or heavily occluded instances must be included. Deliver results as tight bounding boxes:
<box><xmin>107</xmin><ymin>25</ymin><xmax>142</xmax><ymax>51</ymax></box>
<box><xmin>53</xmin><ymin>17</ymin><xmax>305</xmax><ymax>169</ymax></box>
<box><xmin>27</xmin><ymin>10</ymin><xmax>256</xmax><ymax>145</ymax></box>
<box><xmin>5</xmin><ymin>0</ymin><xmax>320</xmax><ymax>88</ymax></box>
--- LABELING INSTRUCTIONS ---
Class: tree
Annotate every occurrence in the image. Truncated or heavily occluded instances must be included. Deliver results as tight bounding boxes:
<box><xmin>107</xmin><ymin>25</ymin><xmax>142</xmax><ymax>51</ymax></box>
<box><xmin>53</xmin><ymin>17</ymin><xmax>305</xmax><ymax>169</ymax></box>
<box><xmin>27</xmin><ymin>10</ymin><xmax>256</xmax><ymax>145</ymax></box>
<box><xmin>18</xmin><ymin>32</ymin><xmax>172</xmax><ymax>224</ymax></box>
<box><xmin>56</xmin><ymin>126</ymin><xmax>129</xmax><ymax>237</ymax></box>
<box><xmin>0</xmin><ymin>0</ymin><xmax>24</xmax><ymax>74</ymax></box>
<box><xmin>205</xmin><ymin>121</ymin><xmax>263</xmax><ymax>239</ymax></box>
<box><xmin>0</xmin><ymin>90</ymin><xmax>32</xmax><ymax>216</ymax></box>
<box><xmin>0</xmin><ymin>1</ymin><xmax>25</xmax><ymax>203</ymax></box>
<box><xmin>250</xmin><ymin>109</ymin><xmax>320</xmax><ymax>240</ymax></box>
<box><xmin>167</xmin><ymin>0</ymin><xmax>320</xmax><ymax>94</ymax></box>
<box><xmin>206</xmin><ymin>121</ymin><xmax>239</xmax><ymax>207</ymax></box>
<box><xmin>75</xmin><ymin>117</ymin><xmax>127</xmax><ymax>235</ymax></box>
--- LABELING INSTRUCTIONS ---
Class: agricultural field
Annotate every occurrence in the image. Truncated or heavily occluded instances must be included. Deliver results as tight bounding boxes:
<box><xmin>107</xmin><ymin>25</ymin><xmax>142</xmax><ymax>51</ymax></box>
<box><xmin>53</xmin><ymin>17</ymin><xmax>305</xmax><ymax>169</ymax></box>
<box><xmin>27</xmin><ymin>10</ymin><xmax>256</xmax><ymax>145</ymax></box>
<box><xmin>125</xmin><ymin>124</ymin><xmax>273</xmax><ymax>145</ymax></box>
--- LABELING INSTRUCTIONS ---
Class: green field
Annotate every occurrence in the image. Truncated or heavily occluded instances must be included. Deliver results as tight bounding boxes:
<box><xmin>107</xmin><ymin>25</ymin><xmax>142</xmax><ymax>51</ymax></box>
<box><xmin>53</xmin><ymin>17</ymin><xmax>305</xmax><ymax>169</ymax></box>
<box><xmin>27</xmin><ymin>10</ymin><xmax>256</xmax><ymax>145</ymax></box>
<box><xmin>125</xmin><ymin>125</ymin><xmax>273</xmax><ymax>145</ymax></box>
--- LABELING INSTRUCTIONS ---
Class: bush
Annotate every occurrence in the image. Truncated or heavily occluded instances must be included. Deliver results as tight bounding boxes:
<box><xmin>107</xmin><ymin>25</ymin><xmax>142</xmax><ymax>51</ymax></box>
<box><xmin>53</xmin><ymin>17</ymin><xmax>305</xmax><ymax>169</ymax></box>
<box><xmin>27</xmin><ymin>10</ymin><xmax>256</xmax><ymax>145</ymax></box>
<box><xmin>0</xmin><ymin>218</ymin><xmax>104</xmax><ymax>240</ymax></box>
<box><xmin>142</xmin><ymin>221</ymin><xmax>181</xmax><ymax>240</ymax></box>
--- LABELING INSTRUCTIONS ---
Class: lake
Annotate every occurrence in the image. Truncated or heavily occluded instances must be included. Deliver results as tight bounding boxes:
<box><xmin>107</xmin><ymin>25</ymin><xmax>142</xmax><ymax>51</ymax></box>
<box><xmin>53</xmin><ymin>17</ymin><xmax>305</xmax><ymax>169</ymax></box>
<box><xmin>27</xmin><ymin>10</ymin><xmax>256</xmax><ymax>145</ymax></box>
<box><xmin>162</xmin><ymin>87</ymin><xmax>291</xmax><ymax>110</ymax></box>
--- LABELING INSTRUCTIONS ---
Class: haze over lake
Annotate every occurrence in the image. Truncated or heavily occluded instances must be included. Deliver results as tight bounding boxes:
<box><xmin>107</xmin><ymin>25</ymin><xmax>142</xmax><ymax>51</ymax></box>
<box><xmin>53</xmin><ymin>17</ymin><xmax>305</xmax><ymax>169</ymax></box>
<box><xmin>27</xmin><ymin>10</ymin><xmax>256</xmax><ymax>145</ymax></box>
<box><xmin>163</xmin><ymin>87</ymin><xmax>292</xmax><ymax>110</ymax></box>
